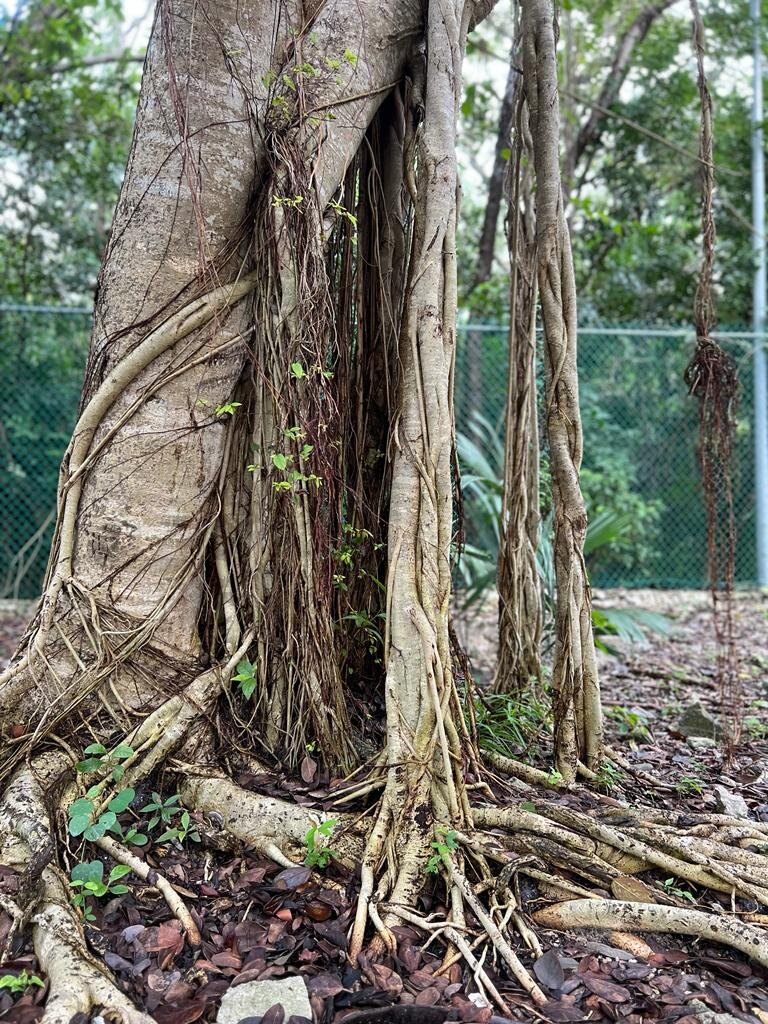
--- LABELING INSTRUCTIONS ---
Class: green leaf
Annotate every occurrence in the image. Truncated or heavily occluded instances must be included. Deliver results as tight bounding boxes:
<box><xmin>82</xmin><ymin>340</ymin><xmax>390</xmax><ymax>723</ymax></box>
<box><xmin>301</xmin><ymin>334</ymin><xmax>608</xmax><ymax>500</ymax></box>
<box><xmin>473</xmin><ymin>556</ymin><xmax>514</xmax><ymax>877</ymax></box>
<box><xmin>240</xmin><ymin>678</ymin><xmax>257</xmax><ymax>699</ymax></box>
<box><xmin>112</xmin><ymin>744</ymin><xmax>134</xmax><ymax>760</ymax></box>
<box><xmin>126</xmin><ymin>832</ymin><xmax>148</xmax><ymax>846</ymax></box>
<box><xmin>157</xmin><ymin>828</ymin><xmax>178</xmax><ymax>842</ymax></box>
<box><xmin>109</xmin><ymin>884</ymin><xmax>130</xmax><ymax>895</ymax></box>
<box><xmin>271</xmin><ymin>452</ymin><xmax>288</xmax><ymax>471</ymax></box>
<box><xmin>68</xmin><ymin>798</ymin><xmax>94</xmax><ymax>818</ymax></box>
<box><xmin>108</xmin><ymin>864</ymin><xmax>132</xmax><ymax>882</ymax></box>
<box><xmin>83</xmin><ymin>743</ymin><xmax>106</xmax><ymax>755</ymax></box>
<box><xmin>68</xmin><ymin>814</ymin><xmax>92</xmax><ymax>837</ymax></box>
<box><xmin>76</xmin><ymin>757</ymin><xmax>103</xmax><ymax>774</ymax></box>
<box><xmin>84</xmin><ymin>881</ymin><xmax>108</xmax><ymax>896</ymax></box>
<box><xmin>111</xmin><ymin>764</ymin><xmax>125</xmax><ymax>782</ymax></box>
<box><xmin>107</xmin><ymin>788</ymin><xmax>135</xmax><ymax>813</ymax></box>
<box><xmin>71</xmin><ymin>861</ymin><xmax>104</xmax><ymax>885</ymax></box>
<box><xmin>84</xmin><ymin>814</ymin><xmax>113</xmax><ymax>841</ymax></box>
<box><xmin>290</xmin><ymin>361</ymin><xmax>306</xmax><ymax>379</ymax></box>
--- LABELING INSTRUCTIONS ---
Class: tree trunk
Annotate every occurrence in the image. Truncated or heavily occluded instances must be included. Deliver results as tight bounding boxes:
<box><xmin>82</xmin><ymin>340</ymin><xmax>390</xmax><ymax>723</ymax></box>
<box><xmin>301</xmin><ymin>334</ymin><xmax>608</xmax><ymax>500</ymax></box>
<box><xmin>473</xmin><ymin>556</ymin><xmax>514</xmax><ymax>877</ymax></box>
<box><xmin>465</xmin><ymin>37</ymin><xmax>520</xmax><ymax>417</ymax></box>
<box><xmin>4</xmin><ymin>4</ymin><xmax>765</xmax><ymax>1019</ymax></box>
<box><xmin>522</xmin><ymin>0</ymin><xmax>602</xmax><ymax>780</ymax></box>
<box><xmin>493</xmin><ymin>99</ymin><xmax>542</xmax><ymax>693</ymax></box>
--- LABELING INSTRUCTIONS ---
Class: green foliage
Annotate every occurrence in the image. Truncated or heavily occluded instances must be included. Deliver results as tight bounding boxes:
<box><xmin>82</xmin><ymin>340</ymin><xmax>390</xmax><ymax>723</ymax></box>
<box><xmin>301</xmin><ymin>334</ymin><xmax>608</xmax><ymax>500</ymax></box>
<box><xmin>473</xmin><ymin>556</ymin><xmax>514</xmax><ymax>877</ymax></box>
<box><xmin>0</xmin><ymin>970</ymin><xmax>44</xmax><ymax>994</ymax></box>
<box><xmin>660</xmin><ymin>877</ymin><xmax>697</xmax><ymax>903</ymax></box>
<box><xmin>675</xmin><ymin>775</ymin><xmax>705</xmax><ymax>795</ymax></box>
<box><xmin>69</xmin><ymin>860</ymin><xmax>132</xmax><ymax>918</ymax></box>
<box><xmin>426</xmin><ymin>828</ymin><xmax>458</xmax><ymax>874</ymax></box>
<box><xmin>606</xmin><ymin>705</ymin><xmax>651</xmax><ymax>741</ymax></box>
<box><xmin>76</xmin><ymin>742</ymin><xmax>134</xmax><ymax>781</ymax></box>
<box><xmin>67</xmin><ymin>779</ymin><xmax>148</xmax><ymax>846</ymax></box>
<box><xmin>139</xmin><ymin>792</ymin><xmax>199</xmax><ymax>842</ymax></box>
<box><xmin>233</xmin><ymin>659</ymin><xmax>257</xmax><ymax>699</ymax></box>
<box><xmin>473</xmin><ymin>687</ymin><xmax>552</xmax><ymax>758</ymax></box>
<box><xmin>456</xmin><ymin>410</ymin><xmax>673</xmax><ymax>648</ymax></box>
<box><xmin>304</xmin><ymin>818</ymin><xmax>337</xmax><ymax>869</ymax></box>
<box><xmin>215</xmin><ymin>401</ymin><xmax>241</xmax><ymax>417</ymax></box>
<box><xmin>594</xmin><ymin>762</ymin><xmax>623</xmax><ymax>790</ymax></box>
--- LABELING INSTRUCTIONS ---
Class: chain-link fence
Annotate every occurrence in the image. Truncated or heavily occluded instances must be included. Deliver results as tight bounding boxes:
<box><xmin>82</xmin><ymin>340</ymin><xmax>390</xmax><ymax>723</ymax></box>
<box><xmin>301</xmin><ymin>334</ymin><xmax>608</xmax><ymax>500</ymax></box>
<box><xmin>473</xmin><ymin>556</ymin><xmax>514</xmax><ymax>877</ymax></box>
<box><xmin>0</xmin><ymin>307</ymin><xmax>760</xmax><ymax>597</ymax></box>
<box><xmin>455</xmin><ymin>323</ymin><xmax>758</xmax><ymax>589</ymax></box>
<box><xmin>0</xmin><ymin>304</ymin><xmax>91</xmax><ymax>599</ymax></box>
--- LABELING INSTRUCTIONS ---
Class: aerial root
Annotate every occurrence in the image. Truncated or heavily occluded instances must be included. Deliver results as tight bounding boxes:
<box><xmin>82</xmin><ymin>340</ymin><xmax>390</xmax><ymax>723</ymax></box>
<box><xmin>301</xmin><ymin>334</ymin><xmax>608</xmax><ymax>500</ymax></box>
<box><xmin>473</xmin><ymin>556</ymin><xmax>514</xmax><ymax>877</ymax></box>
<box><xmin>534</xmin><ymin>899</ymin><xmax>768</xmax><ymax>968</ymax></box>
<box><xmin>96</xmin><ymin>835</ymin><xmax>201</xmax><ymax>945</ymax></box>
<box><xmin>33</xmin><ymin>866</ymin><xmax>152</xmax><ymax>1024</ymax></box>
<box><xmin>442</xmin><ymin>857</ymin><xmax>546</xmax><ymax>1005</ymax></box>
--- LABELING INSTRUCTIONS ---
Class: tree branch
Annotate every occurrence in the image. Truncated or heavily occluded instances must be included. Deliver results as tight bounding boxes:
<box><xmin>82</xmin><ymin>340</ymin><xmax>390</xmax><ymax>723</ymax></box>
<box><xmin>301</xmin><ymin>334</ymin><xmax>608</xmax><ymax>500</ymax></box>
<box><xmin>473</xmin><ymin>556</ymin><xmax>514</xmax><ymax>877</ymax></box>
<box><xmin>569</xmin><ymin>0</ymin><xmax>681</xmax><ymax>177</ymax></box>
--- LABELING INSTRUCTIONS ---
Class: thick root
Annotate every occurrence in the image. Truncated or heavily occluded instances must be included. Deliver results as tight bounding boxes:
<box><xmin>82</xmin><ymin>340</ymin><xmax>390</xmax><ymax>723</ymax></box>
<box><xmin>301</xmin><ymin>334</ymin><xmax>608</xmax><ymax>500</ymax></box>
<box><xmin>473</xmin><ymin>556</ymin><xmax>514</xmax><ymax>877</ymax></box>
<box><xmin>534</xmin><ymin>899</ymin><xmax>768</xmax><ymax>968</ymax></box>
<box><xmin>180</xmin><ymin>773</ymin><xmax>365</xmax><ymax>867</ymax></box>
<box><xmin>33</xmin><ymin>866</ymin><xmax>152</xmax><ymax>1024</ymax></box>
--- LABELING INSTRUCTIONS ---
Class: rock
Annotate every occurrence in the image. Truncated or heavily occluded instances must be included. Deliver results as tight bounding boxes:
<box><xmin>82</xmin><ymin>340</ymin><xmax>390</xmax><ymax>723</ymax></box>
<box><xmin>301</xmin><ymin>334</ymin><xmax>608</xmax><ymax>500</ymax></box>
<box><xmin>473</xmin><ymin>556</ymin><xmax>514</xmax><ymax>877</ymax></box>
<box><xmin>713</xmin><ymin>784</ymin><xmax>750</xmax><ymax>819</ymax></box>
<box><xmin>686</xmin><ymin>736</ymin><xmax>717</xmax><ymax>750</ymax></box>
<box><xmin>678</xmin><ymin>702</ymin><xmax>719</xmax><ymax>739</ymax></box>
<box><xmin>688</xmin><ymin>998</ymin><xmax>747</xmax><ymax>1024</ymax></box>
<box><xmin>216</xmin><ymin>977</ymin><xmax>312</xmax><ymax>1024</ymax></box>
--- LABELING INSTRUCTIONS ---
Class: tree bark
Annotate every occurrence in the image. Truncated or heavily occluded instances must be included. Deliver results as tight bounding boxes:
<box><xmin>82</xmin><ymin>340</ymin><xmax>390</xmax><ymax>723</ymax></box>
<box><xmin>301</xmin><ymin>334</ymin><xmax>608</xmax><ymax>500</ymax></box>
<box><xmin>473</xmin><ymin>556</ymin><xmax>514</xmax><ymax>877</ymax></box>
<box><xmin>522</xmin><ymin>0</ymin><xmax>602</xmax><ymax>780</ymax></box>
<box><xmin>493</xmin><ymin>100</ymin><xmax>541</xmax><ymax>693</ymax></box>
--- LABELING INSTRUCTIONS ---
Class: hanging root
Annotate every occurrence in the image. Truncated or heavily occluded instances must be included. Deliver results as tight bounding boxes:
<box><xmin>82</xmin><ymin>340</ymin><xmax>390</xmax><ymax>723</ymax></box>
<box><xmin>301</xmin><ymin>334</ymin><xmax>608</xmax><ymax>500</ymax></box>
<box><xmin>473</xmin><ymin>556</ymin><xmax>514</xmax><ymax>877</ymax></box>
<box><xmin>534</xmin><ymin>899</ymin><xmax>768</xmax><ymax>968</ymax></box>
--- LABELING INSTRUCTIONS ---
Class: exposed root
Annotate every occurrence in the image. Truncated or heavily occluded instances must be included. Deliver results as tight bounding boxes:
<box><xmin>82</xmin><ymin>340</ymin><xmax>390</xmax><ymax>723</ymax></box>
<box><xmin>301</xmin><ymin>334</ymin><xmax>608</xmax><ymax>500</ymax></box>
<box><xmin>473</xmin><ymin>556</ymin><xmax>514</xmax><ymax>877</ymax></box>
<box><xmin>33</xmin><ymin>866</ymin><xmax>153</xmax><ymax>1024</ymax></box>
<box><xmin>180</xmin><ymin>773</ymin><xmax>365</xmax><ymax>868</ymax></box>
<box><xmin>96</xmin><ymin>835</ymin><xmax>201</xmax><ymax>946</ymax></box>
<box><xmin>474</xmin><ymin>801</ymin><xmax>768</xmax><ymax>906</ymax></box>
<box><xmin>534</xmin><ymin>899</ymin><xmax>768</xmax><ymax>968</ymax></box>
<box><xmin>389</xmin><ymin>905</ymin><xmax>513</xmax><ymax>1016</ymax></box>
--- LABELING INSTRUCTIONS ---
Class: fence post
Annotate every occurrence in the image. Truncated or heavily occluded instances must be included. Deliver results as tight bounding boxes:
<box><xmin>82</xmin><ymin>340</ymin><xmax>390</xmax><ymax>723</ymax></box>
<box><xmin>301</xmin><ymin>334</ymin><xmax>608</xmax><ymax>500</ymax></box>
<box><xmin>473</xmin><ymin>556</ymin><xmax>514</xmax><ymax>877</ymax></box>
<box><xmin>751</xmin><ymin>0</ymin><xmax>768</xmax><ymax>587</ymax></box>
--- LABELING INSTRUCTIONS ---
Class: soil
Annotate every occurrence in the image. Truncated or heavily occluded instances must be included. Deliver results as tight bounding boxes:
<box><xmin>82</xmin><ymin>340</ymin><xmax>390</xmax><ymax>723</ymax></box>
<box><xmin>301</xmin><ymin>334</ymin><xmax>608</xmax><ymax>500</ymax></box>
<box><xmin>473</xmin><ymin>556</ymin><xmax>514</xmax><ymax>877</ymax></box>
<box><xmin>1</xmin><ymin>591</ymin><xmax>768</xmax><ymax>1024</ymax></box>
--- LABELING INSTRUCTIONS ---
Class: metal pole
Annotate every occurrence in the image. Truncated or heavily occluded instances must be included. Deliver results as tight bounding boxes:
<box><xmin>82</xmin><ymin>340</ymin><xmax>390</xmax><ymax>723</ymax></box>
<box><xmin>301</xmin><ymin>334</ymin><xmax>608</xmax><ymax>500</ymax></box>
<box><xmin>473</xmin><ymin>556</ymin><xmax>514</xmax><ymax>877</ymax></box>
<box><xmin>752</xmin><ymin>0</ymin><xmax>768</xmax><ymax>586</ymax></box>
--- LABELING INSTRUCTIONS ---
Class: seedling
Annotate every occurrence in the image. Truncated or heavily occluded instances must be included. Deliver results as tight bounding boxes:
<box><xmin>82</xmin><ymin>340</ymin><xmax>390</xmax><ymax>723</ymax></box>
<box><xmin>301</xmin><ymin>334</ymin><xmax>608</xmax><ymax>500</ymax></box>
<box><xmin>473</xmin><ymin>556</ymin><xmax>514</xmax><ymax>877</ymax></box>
<box><xmin>660</xmin><ymin>877</ymin><xmax>696</xmax><ymax>903</ymax></box>
<box><xmin>76</xmin><ymin>742</ymin><xmax>134</xmax><ymax>782</ymax></box>
<box><xmin>304</xmin><ymin>818</ymin><xmax>338</xmax><ymax>869</ymax></box>
<box><xmin>156</xmin><ymin>810</ymin><xmax>200</xmax><ymax>844</ymax></box>
<box><xmin>67</xmin><ymin>786</ymin><xmax>142</xmax><ymax>843</ymax></box>
<box><xmin>233</xmin><ymin>659</ymin><xmax>257</xmax><ymax>699</ymax></box>
<box><xmin>140</xmin><ymin>793</ymin><xmax>200</xmax><ymax>843</ymax></box>
<box><xmin>607</xmin><ymin>705</ymin><xmax>651</xmax><ymax>742</ymax></box>
<box><xmin>0</xmin><ymin>970</ymin><xmax>44</xmax><ymax>994</ymax></box>
<box><xmin>215</xmin><ymin>401</ymin><xmax>241</xmax><ymax>417</ymax></box>
<box><xmin>595</xmin><ymin>762</ymin><xmax>623</xmax><ymax>790</ymax></box>
<box><xmin>140</xmin><ymin>792</ymin><xmax>180</xmax><ymax>829</ymax></box>
<box><xmin>676</xmin><ymin>775</ymin><xmax>704</xmax><ymax>795</ymax></box>
<box><xmin>426</xmin><ymin>828</ymin><xmax>458</xmax><ymax>874</ymax></box>
<box><xmin>69</xmin><ymin>861</ymin><xmax>132</xmax><ymax>920</ymax></box>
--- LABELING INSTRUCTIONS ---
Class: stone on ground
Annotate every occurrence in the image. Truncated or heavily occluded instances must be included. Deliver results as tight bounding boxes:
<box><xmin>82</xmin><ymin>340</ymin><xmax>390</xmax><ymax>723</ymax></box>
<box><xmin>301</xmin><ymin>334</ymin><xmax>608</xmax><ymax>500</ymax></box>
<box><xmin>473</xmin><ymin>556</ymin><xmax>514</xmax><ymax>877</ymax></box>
<box><xmin>678</xmin><ymin>701</ymin><xmax>719</xmax><ymax>739</ymax></box>
<box><xmin>216</xmin><ymin>977</ymin><xmax>312</xmax><ymax>1024</ymax></box>
<box><xmin>712</xmin><ymin>784</ymin><xmax>750</xmax><ymax>819</ymax></box>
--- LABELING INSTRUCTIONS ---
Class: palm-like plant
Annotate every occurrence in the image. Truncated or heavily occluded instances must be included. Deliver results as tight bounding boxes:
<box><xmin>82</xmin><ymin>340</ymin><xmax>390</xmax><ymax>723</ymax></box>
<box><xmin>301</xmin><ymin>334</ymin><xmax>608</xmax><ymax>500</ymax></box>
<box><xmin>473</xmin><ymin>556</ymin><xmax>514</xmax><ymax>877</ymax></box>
<box><xmin>456</xmin><ymin>411</ymin><xmax>671</xmax><ymax>650</ymax></box>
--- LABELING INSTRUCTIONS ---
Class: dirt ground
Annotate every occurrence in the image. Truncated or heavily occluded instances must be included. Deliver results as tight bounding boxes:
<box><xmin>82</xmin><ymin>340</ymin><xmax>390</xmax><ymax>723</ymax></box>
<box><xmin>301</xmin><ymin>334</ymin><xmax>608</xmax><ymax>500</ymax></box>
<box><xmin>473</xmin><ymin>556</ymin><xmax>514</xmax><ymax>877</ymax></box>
<box><xmin>2</xmin><ymin>591</ymin><xmax>768</xmax><ymax>1024</ymax></box>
